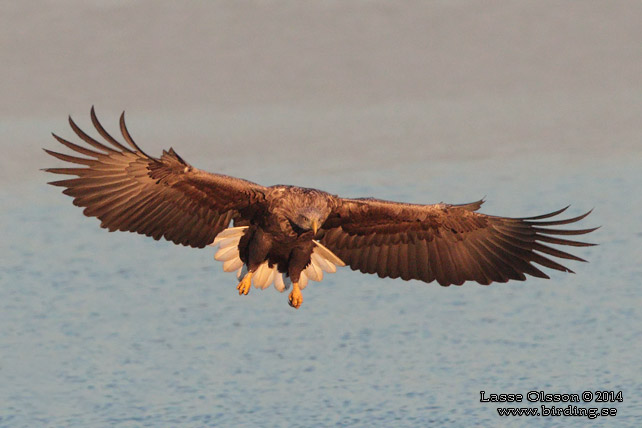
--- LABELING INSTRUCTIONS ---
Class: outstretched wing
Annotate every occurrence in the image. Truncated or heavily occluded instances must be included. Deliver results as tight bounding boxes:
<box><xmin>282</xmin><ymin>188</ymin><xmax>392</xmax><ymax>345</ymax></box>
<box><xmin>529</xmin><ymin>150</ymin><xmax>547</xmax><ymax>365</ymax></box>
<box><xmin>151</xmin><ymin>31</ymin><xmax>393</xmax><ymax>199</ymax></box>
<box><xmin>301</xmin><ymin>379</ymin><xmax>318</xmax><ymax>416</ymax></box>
<box><xmin>44</xmin><ymin>107</ymin><xmax>267</xmax><ymax>248</ymax></box>
<box><xmin>320</xmin><ymin>197</ymin><xmax>597</xmax><ymax>286</ymax></box>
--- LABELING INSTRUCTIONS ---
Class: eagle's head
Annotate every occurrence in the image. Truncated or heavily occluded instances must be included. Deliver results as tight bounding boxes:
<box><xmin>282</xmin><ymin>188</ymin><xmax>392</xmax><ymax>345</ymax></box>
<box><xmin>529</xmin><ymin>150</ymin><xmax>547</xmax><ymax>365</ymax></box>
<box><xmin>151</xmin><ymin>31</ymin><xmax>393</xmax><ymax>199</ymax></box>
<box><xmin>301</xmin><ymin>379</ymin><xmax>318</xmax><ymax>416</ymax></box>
<box><xmin>280</xmin><ymin>188</ymin><xmax>333</xmax><ymax>235</ymax></box>
<box><xmin>291</xmin><ymin>206</ymin><xmax>326</xmax><ymax>234</ymax></box>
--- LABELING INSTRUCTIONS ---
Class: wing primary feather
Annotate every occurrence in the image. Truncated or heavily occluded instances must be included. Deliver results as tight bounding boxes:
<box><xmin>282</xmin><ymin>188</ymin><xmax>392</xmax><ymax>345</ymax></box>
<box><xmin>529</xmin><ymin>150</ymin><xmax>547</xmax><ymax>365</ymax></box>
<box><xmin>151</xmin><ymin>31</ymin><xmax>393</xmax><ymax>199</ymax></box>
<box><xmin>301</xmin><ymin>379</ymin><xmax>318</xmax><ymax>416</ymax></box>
<box><xmin>84</xmin><ymin>188</ymin><xmax>147</xmax><ymax>220</ymax></box>
<box><xmin>73</xmin><ymin>180</ymin><xmax>141</xmax><ymax>208</ymax></box>
<box><xmin>94</xmin><ymin>194</ymin><xmax>151</xmax><ymax>228</ymax></box>
<box><xmin>530</xmin><ymin>242</ymin><xmax>587</xmax><ymax>262</ymax></box>
<box><xmin>527</xmin><ymin>251</ymin><xmax>575</xmax><ymax>273</ymax></box>
<box><xmin>44</xmin><ymin>167</ymin><xmax>90</xmax><ymax>176</ymax></box>
<box><xmin>485</xmin><ymin>236</ymin><xmax>549</xmax><ymax>279</ymax></box>
<box><xmin>494</xmin><ymin>227</ymin><xmax>589</xmax><ymax>262</ymax></box>
<box><xmin>479</xmin><ymin>238</ymin><xmax>528</xmax><ymax>280</ymax></box>
<box><xmin>490</xmin><ymin>233</ymin><xmax>574</xmax><ymax>272</ymax></box>
<box><xmin>48</xmin><ymin>178</ymin><xmax>84</xmax><ymax>187</ymax></box>
<box><xmin>140</xmin><ymin>201</ymin><xmax>183</xmax><ymax>233</ymax></box>
<box><xmin>119</xmin><ymin>112</ymin><xmax>153</xmax><ymax>158</ymax></box>
<box><xmin>469</xmin><ymin>240</ymin><xmax>512</xmax><ymax>282</ymax></box>
<box><xmin>90</xmin><ymin>106</ymin><xmax>135</xmax><ymax>153</ymax></box>
<box><xmin>116</xmin><ymin>198</ymin><xmax>159</xmax><ymax>231</ymax></box>
<box><xmin>60</xmin><ymin>178</ymin><xmax>132</xmax><ymax>196</ymax></box>
<box><xmin>124</xmin><ymin>198</ymin><xmax>175</xmax><ymax>233</ymax></box>
<box><xmin>526</xmin><ymin>210</ymin><xmax>593</xmax><ymax>226</ymax></box>
<box><xmin>68</xmin><ymin>116</ymin><xmax>116</xmax><ymax>154</ymax></box>
<box><xmin>87</xmin><ymin>183</ymin><xmax>152</xmax><ymax>217</ymax></box>
<box><xmin>139</xmin><ymin>203</ymin><xmax>178</xmax><ymax>239</ymax></box>
<box><xmin>44</xmin><ymin>149</ymin><xmax>96</xmax><ymax>166</ymax></box>
<box><xmin>516</xmin><ymin>206</ymin><xmax>569</xmax><ymax>220</ymax></box>
<box><xmin>51</xmin><ymin>133</ymin><xmax>105</xmax><ymax>157</ymax></box>
<box><xmin>531</xmin><ymin>226</ymin><xmax>600</xmax><ymax>236</ymax></box>
<box><xmin>62</xmin><ymin>174</ymin><xmax>131</xmax><ymax>188</ymax></box>
<box><xmin>534</xmin><ymin>234</ymin><xmax>596</xmax><ymax>247</ymax></box>
<box><xmin>496</xmin><ymin>223</ymin><xmax>593</xmax><ymax>241</ymax></box>
<box><xmin>483</xmin><ymin>240</ymin><xmax>527</xmax><ymax>281</ymax></box>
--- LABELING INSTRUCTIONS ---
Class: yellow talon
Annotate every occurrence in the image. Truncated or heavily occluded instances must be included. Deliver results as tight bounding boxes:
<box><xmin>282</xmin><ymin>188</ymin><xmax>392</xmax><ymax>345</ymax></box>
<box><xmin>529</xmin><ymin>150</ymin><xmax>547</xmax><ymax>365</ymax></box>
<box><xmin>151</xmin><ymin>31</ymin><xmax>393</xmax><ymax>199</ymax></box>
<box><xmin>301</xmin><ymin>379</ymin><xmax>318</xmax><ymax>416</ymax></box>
<box><xmin>236</xmin><ymin>271</ymin><xmax>253</xmax><ymax>295</ymax></box>
<box><xmin>288</xmin><ymin>282</ymin><xmax>303</xmax><ymax>309</ymax></box>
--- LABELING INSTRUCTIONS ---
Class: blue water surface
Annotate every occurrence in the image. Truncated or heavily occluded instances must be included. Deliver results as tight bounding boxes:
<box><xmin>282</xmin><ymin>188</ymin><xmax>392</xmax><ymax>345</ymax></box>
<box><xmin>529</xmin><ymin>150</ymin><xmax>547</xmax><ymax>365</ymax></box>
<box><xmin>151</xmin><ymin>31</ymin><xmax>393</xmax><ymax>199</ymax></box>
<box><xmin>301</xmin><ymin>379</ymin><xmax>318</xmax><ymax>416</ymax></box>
<box><xmin>1</xmin><ymin>152</ymin><xmax>640</xmax><ymax>427</ymax></box>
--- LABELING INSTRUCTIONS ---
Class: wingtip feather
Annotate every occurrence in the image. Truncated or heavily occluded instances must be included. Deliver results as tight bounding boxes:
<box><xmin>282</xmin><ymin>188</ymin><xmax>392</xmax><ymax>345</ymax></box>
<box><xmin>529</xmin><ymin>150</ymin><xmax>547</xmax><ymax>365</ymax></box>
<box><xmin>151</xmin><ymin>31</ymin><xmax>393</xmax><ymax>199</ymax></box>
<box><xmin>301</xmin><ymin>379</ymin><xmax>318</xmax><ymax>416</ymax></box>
<box><xmin>119</xmin><ymin>111</ymin><xmax>153</xmax><ymax>158</ymax></box>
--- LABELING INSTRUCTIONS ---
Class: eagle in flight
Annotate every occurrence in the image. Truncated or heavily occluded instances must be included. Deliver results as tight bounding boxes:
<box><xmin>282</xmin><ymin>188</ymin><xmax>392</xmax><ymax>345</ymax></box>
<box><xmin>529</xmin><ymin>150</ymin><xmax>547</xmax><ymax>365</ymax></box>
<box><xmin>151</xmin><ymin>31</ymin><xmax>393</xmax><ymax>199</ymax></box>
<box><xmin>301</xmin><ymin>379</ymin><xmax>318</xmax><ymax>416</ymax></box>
<box><xmin>45</xmin><ymin>108</ymin><xmax>597</xmax><ymax>308</ymax></box>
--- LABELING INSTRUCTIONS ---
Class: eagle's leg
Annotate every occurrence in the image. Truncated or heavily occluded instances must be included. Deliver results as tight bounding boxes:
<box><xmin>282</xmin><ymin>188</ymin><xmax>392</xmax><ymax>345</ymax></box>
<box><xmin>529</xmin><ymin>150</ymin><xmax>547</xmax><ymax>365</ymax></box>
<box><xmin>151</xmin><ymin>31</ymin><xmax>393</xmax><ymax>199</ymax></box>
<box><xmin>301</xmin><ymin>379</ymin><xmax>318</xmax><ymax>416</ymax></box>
<box><xmin>288</xmin><ymin>282</ymin><xmax>303</xmax><ymax>309</ymax></box>
<box><xmin>236</xmin><ymin>271</ymin><xmax>253</xmax><ymax>295</ymax></box>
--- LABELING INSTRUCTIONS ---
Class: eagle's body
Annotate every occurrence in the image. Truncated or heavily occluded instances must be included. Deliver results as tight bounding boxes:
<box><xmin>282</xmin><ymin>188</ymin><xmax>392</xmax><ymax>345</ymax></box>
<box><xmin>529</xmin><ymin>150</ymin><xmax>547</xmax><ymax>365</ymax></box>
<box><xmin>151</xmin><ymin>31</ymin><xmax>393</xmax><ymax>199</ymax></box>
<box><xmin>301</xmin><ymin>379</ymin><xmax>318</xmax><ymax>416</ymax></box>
<box><xmin>245</xmin><ymin>185</ymin><xmax>335</xmax><ymax>281</ymax></box>
<box><xmin>231</xmin><ymin>186</ymin><xmax>340</xmax><ymax>300</ymax></box>
<box><xmin>45</xmin><ymin>109</ymin><xmax>597</xmax><ymax>308</ymax></box>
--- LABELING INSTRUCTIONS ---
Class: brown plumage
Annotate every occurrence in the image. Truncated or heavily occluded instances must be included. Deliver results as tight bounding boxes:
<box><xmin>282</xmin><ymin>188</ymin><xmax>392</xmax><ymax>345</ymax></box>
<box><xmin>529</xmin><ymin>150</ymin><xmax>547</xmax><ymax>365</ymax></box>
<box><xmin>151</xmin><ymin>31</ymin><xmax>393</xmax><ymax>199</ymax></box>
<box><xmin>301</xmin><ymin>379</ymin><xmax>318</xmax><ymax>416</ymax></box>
<box><xmin>45</xmin><ymin>108</ymin><xmax>597</xmax><ymax>308</ymax></box>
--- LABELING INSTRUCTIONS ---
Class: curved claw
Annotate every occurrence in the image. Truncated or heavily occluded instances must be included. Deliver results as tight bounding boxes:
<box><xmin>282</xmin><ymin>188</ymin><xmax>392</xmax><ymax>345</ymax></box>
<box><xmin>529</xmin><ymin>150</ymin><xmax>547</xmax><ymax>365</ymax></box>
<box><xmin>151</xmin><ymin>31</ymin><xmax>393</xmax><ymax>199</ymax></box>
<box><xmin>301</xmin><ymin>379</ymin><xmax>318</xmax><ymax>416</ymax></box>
<box><xmin>288</xmin><ymin>282</ymin><xmax>303</xmax><ymax>309</ymax></box>
<box><xmin>237</xmin><ymin>272</ymin><xmax>253</xmax><ymax>295</ymax></box>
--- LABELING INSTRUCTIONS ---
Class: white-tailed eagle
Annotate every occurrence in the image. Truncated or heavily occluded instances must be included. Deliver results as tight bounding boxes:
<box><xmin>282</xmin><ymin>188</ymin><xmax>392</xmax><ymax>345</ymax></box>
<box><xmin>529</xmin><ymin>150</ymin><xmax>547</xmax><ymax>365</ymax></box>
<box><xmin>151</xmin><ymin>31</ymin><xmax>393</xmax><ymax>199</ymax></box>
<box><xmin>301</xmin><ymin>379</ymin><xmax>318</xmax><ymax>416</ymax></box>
<box><xmin>45</xmin><ymin>108</ymin><xmax>597</xmax><ymax>308</ymax></box>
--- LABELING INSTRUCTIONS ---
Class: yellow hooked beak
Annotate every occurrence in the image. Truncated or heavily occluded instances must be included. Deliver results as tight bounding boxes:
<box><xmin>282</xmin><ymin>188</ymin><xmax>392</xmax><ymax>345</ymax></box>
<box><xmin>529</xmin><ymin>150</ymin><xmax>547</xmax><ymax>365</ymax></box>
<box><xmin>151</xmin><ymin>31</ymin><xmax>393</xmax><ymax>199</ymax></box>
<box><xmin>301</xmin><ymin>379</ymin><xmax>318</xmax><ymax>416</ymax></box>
<box><xmin>311</xmin><ymin>219</ymin><xmax>319</xmax><ymax>235</ymax></box>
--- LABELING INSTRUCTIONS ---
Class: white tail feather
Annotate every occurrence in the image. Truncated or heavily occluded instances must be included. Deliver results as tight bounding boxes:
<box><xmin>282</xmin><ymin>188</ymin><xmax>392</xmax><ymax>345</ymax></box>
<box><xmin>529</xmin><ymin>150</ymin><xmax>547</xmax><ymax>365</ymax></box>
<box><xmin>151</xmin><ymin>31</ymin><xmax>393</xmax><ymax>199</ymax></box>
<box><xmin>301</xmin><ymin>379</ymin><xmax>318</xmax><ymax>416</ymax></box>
<box><xmin>296</xmin><ymin>241</ymin><xmax>345</xmax><ymax>289</ymax></box>
<box><xmin>217</xmin><ymin>237</ymin><xmax>240</xmax><ymax>249</ymax></box>
<box><xmin>265</xmin><ymin>269</ymin><xmax>276</xmax><ymax>289</ymax></box>
<box><xmin>211</xmin><ymin>226</ymin><xmax>248</xmax><ymax>273</ymax></box>
<box><xmin>312</xmin><ymin>241</ymin><xmax>345</xmax><ymax>266</ymax></box>
<box><xmin>311</xmin><ymin>252</ymin><xmax>336</xmax><ymax>273</ymax></box>
<box><xmin>274</xmin><ymin>273</ymin><xmax>286</xmax><ymax>292</ymax></box>
<box><xmin>254</xmin><ymin>262</ymin><xmax>277</xmax><ymax>289</ymax></box>
<box><xmin>223</xmin><ymin>257</ymin><xmax>243</xmax><ymax>272</ymax></box>
<box><xmin>214</xmin><ymin>245</ymin><xmax>239</xmax><ymax>261</ymax></box>
<box><xmin>299</xmin><ymin>270</ymin><xmax>309</xmax><ymax>289</ymax></box>
<box><xmin>211</xmin><ymin>226</ymin><xmax>248</xmax><ymax>245</ymax></box>
<box><xmin>305</xmin><ymin>258</ymin><xmax>323</xmax><ymax>282</ymax></box>
<box><xmin>253</xmin><ymin>263</ymin><xmax>267</xmax><ymax>287</ymax></box>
